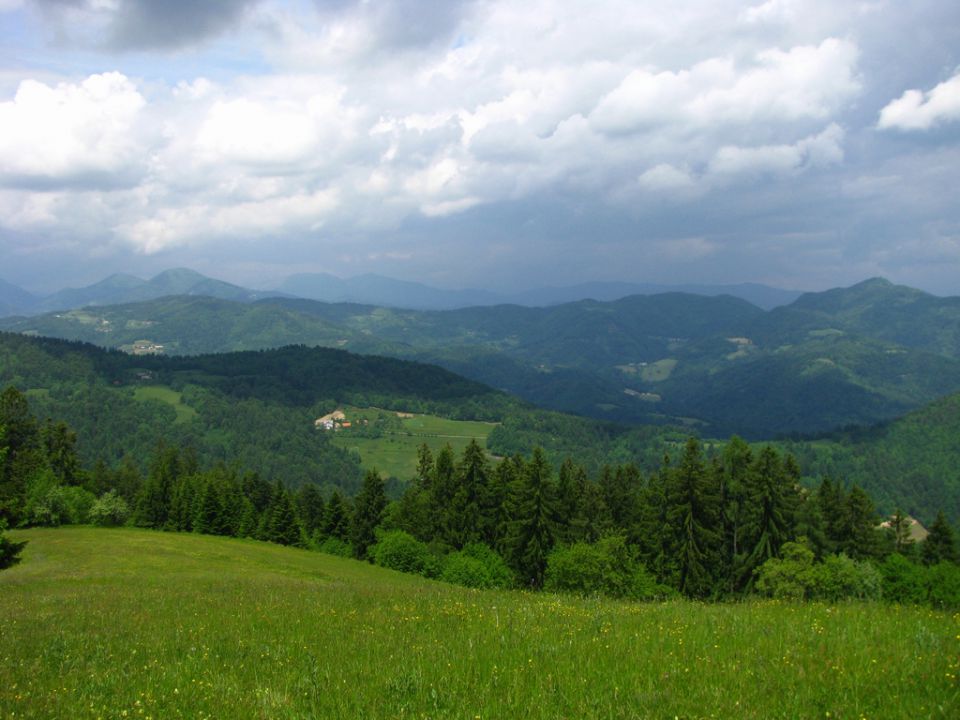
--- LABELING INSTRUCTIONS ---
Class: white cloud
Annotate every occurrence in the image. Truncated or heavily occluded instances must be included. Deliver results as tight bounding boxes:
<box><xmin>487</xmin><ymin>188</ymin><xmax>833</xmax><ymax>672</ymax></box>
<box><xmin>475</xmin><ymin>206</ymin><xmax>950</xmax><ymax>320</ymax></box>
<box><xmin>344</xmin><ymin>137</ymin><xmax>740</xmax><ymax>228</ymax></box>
<box><xmin>589</xmin><ymin>38</ymin><xmax>859</xmax><ymax>135</ymax></box>
<box><xmin>0</xmin><ymin>72</ymin><xmax>148</xmax><ymax>186</ymax></box>
<box><xmin>877</xmin><ymin>71</ymin><xmax>960</xmax><ymax>131</ymax></box>
<box><xmin>709</xmin><ymin>123</ymin><xmax>844</xmax><ymax>178</ymax></box>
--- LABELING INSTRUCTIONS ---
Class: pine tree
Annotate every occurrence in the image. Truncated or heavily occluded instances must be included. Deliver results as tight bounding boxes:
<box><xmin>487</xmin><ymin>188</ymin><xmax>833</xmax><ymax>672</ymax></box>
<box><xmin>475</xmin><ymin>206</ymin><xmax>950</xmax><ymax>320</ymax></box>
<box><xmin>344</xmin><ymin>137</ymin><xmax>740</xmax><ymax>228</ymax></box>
<box><xmin>719</xmin><ymin>436</ymin><xmax>751</xmax><ymax>589</ymax></box>
<box><xmin>351</xmin><ymin>470</ymin><xmax>387</xmax><ymax>559</ymax></box>
<box><xmin>263</xmin><ymin>481</ymin><xmax>302</xmax><ymax>546</ymax></box>
<box><xmin>296</xmin><ymin>483</ymin><xmax>326</xmax><ymax>536</ymax></box>
<box><xmin>447</xmin><ymin>440</ymin><xmax>489</xmax><ymax>548</ymax></box>
<box><xmin>922</xmin><ymin>511</ymin><xmax>957</xmax><ymax>565</ymax></box>
<box><xmin>135</xmin><ymin>442</ymin><xmax>181</xmax><ymax>529</ymax></box>
<box><xmin>506</xmin><ymin>448</ymin><xmax>557</xmax><ymax>588</ymax></box>
<box><xmin>665</xmin><ymin>438</ymin><xmax>721</xmax><ymax>598</ymax></box>
<box><xmin>0</xmin><ymin>387</ymin><xmax>42</xmax><ymax>524</ymax></box>
<box><xmin>840</xmin><ymin>485</ymin><xmax>881</xmax><ymax>560</ymax></box>
<box><xmin>322</xmin><ymin>489</ymin><xmax>351</xmax><ymax>541</ymax></box>
<box><xmin>738</xmin><ymin>446</ymin><xmax>793</xmax><ymax>587</ymax></box>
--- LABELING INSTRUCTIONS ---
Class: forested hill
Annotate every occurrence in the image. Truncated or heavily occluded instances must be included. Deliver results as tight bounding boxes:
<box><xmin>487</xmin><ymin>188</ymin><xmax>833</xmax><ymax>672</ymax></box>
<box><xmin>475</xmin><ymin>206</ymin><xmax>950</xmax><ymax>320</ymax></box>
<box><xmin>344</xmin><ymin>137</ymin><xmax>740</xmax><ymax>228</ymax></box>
<box><xmin>784</xmin><ymin>391</ymin><xmax>960</xmax><ymax>525</ymax></box>
<box><xmin>3</xmin><ymin>277</ymin><xmax>960</xmax><ymax>438</ymax></box>
<box><xmin>0</xmin><ymin>332</ymin><xmax>517</xmax><ymax>494</ymax></box>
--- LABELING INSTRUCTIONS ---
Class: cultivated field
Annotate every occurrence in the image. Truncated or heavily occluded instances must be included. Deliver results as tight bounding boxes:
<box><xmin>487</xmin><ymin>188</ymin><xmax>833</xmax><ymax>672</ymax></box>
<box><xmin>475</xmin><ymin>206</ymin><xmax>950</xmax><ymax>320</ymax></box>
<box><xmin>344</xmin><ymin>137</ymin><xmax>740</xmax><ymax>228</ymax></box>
<box><xmin>1</xmin><ymin>527</ymin><xmax>958</xmax><ymax>719</ymax></box>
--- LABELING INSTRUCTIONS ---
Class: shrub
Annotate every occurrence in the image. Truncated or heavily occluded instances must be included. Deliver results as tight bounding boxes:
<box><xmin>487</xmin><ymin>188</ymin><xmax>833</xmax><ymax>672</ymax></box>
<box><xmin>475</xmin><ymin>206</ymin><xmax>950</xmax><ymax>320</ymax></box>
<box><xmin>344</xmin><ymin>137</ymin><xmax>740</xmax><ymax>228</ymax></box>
<box><xmin>0</xmin><ymin>519</ymin><xmax>26</xmax><ymax>570</ymax></box>
<box><xmin>316</xmin><ymin>537</ymin><xmax>352</xmax><ymax>557</ymax></box>
<box><xmin>813</xmin><ymin>554</ymin><xmax>881</xmax><ymax>601</ymax></box>
<box><xmin>371</xmin><ymin>530</ymin><xmax>433</xmax><ymax>574</ymax></box>
<box><xmin>755</xmin><ymin>542</ymin><xmax>817</xmax><ymax>600</ymax></box>
<box><xmin>440</xmin><ymin>544</ymin><xmax>514</xmax><ymax>589</ymax></box>
<box><xmin>926</xmin><ymin>562</ymin><xmax>960</xmax><ymax>609</ymax></box>
<box><xmin>880</xmin><ymin>553</ymin><xmax>927</xmax><ymax>605</ymax></box>
<box><xmin>544</xmin><ymin>536</ymin><xmax>668</xmax><ymax>600</ymax></box>
<box><xmin>89</xmin><ymin>490</ymin><xmax>131</xmax><ymax>527</ymax></box>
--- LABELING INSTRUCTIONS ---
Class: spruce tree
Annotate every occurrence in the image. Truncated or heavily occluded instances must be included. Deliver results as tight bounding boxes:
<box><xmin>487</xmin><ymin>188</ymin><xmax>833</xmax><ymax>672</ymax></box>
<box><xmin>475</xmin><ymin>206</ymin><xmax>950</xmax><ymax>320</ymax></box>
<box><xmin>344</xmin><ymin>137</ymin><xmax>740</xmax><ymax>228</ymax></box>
<box><xmin>506</xmin><ymin>448</ymin><xmax>557</xmax><ymax>588</ymax></box>
<box><xmin>840</xmin><ymin>485</ymin><xmax>881</xmax><ymax>560</ymax></box>
<box><xmin>922</xmin><ymin>511</ymin><xmax>957</xmax><ymax>565</ymax></box>
<box><xmin>322</xmin><ymin>489</ymin><xmax>352</xmax><ymax>542</ymax></box>
<box><xmin>887</xmin><ymin>508</ymin><xmax>915</xmax><ymax>556</ymax></box>
<box><xmin>296</xmin><ymin>483</ymin><xmax>326</xmax><ymax>536</ymax></box>
<box><xmin>351</xmin><ymin>470</ymin><xmax>387</xmax><ymax>559</ymax></box>
<box><xmin>665</xmin><ymin>438</ymin><xmax>721</xmax><ymax>598</ymax></box>
<box><xmin>263</xmin><ymin>481</ymin><xmax>302</xmax><ymax>546</ymax></box>
<box><xmin>447</xmin><ymin>440</ymin><xmax>489</xmax><ymax>548</ymax></box>
<box><xmin>738</xmin><ymin>446</ymin><xmax>793</xmax><ymax>587</ymax></box>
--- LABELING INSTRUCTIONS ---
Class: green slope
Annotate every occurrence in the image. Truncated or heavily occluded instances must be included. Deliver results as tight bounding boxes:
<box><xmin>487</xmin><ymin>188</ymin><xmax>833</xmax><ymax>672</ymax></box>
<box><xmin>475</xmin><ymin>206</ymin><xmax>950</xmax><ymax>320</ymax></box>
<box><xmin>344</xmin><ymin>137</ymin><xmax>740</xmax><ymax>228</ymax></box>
<box><xmin>784</xmin><ymin>392</ymin><xmax>960</xmax><ymax>525</ymax></box>
<box><xmin>2</xmin><ymin>527</ymin><xmax>956</xmax><ymax>719</ymax></box>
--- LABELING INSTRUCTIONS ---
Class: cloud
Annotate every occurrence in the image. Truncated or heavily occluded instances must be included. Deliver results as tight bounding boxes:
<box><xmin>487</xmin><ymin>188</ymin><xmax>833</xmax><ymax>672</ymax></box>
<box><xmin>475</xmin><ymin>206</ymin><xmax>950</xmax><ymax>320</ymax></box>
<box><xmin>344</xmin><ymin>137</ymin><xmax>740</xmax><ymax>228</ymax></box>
<box><xmin>589</xmin><ymin>38</ymin><xmax>859</xmax><ymax>136</ymax></box>
<box><xmin>709</xmin><ymin>123</ymin><xmax>844</xmax><ymax>178</ymax></box>
<box><xmin>0</xmin><ymin>72</ymin><xmax>148</xmax><ymax>188</ymax></box>
<box><xmin>877</xmin><ymin>70</ymin><xmax>960</xmax><ymax>131</ymax></box>
<box><xmin>30</xmin><ymin>0</ymin><xmax>261</xmax><ymax>50</ymax></box>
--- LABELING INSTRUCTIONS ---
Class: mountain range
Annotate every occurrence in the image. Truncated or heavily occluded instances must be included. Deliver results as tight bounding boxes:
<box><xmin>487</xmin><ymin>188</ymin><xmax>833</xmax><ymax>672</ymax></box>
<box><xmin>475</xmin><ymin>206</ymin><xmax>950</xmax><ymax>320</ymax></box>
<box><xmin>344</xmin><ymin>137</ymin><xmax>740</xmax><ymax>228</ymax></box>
<box><xmin>3</xmin><ymin>276</ymin><xmax>958</xmax><ymax>438</ymax></box>
<box><xmin>0</xmin><ymin>268</ymin><xmax>804</xmax><ymax>318</ymax></box>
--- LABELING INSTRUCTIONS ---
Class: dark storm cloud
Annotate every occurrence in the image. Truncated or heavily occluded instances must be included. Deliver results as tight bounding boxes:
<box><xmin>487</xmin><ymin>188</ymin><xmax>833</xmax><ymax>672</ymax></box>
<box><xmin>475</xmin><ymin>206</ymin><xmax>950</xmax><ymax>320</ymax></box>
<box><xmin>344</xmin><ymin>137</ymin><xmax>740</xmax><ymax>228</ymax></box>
<box><xmin>31</xmin><ymin>0</ymin><xmax>262</xmax><ymax>50</ymax></box>
<box><xmin>106</xmin><ymin>0</ymin><xmax>262</xmax><ymax>51</ymax></box>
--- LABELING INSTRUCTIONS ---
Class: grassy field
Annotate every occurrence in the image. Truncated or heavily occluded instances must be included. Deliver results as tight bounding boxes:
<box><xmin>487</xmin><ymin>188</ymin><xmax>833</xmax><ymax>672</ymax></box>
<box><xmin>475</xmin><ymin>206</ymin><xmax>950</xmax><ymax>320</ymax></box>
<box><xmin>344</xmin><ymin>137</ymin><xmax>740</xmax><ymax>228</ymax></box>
<box><xmin>132</xmin><ymin>385</ymin><xmax>197</xmax><ymax>424</ymax></box>
<box><xmin>2</xmin><ymin>527</ymin><xmax>958</xmax><ymax>719</ymax></box>
<box><xmin>330</xmin><ymin>407</ymin><xmax>496</xmax><ymax>480</ymax></box>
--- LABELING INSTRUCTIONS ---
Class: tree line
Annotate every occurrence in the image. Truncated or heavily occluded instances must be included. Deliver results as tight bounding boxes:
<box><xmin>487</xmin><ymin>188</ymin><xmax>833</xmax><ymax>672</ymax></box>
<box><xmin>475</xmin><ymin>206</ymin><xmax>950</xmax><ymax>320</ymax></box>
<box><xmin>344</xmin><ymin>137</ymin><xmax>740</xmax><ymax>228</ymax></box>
<box><xmin>3</xmin><ymin>385</ymin><xmax>958</xmax><ymax>606</ymax></box>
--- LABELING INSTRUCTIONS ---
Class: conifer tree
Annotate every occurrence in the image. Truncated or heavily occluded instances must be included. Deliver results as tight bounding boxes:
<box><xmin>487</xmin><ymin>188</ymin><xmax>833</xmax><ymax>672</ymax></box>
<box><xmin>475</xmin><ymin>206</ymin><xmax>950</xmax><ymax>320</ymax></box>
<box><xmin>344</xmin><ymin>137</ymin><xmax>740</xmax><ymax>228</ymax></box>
<box><xmin>135</xmin><ymin>442</ymin><xmax>181</xmax><ymax>529</ymax></box>
<box><xmin>665</xmin><ymin>438</ymin><xmax>721</xmax><ymax>597</ymax></box>
<box><xmin>296</xmin><ymin>483</ymin><xmax>326</xmax><ymax>536</ymax></box>
<box><xmin>484</xmin><ymin>454</ymin><xmax>520</xmax><ymax>552</ymax></box>
<box><xmin>840</xmin><ymin>485</ymin><xmax>881</xmax><ymax>560</ymax></box>
<box><xmin>193</xmin><ymin>477</ymin><xmax>225</xmax><ymax>536</ymax></box>
<box><xmin>636</xmin><ymin>453</ymin><xmax>670</xmax><ymax>581</ymax></box>
<box><xmin>922</xmin><ymin>511</ymin><xmax>957</xmax><ymax>565</ymax></box>
<box><xmin>506</xmin><ymin>448</ymin><xmax>557</xmax><ymax>588</ymax></box>
<box><xmin>738</xmin><ymin>446</ymin><xmax>793</xmax><ymax>586</ymax></box>
<box><xmin>447</xmin><ymin>440</ymin><xmax>489</xmax><ymax>548</ymax></box>
<box><xmin>262</xmin><ymin>481</ymin><xmax>302</xmax><ymax>546</ymax></box>
<box><xmin>322</xmin><ymin>489</ymin><xmax>352</xmax><ymax>542</ymax></box>
<box><xmin>0</xmin><ymin>387</ymin><xmax>42</xmax><ymax>524</ymax></box>
<box><xmin>351</xmin><ymin>470</ymin><xmax>387</xmax><ymax>559</ymax></box>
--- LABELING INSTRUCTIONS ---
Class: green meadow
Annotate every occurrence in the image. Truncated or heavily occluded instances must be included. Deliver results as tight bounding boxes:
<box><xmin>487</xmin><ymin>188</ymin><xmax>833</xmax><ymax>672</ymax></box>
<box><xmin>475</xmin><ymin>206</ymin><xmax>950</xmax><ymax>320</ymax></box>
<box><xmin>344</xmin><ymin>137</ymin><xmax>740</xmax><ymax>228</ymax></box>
<box><xmin>330</xmin><ymin>407</ymin><xmax>496</xmax><ymax>480</ymax></box>
<box><xmin>132</xmin><ymin>385</ymin><xmax>198</xmax><ymax>424</ymax></box>
<box><xmin>2</xmin><ymin>527</ymin><xmax>958</xmax><ymax>719</ymax></box>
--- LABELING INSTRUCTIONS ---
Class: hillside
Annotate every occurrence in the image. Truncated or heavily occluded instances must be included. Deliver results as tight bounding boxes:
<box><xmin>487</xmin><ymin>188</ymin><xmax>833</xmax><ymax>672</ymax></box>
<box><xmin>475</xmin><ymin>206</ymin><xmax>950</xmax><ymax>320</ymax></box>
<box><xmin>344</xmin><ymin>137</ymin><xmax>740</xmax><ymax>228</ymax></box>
<box><xmin>2</xmin><ymin>527</ymin><xmax>955</xmax><ymax>719</ymax></box>
<box><xmin>0</xmin><ymin>332</ymin><xmax>518</xmax><ymax>492</ymax></box>
<box><xmin>4</xmin><ymin>278</ymin><xmax>960</xmax><ymax>437</ymax></box>
<box><xmin>784</xmin><ymin>391</ymin><xmax>960</xmax><ymax>524</ymax></box>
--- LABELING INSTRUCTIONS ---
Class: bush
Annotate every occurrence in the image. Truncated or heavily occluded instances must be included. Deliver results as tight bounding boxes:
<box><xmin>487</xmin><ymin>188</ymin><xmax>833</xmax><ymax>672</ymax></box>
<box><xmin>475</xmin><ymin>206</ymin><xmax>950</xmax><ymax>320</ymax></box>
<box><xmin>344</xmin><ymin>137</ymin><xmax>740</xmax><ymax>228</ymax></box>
<box><xmin>813</xmin><ymin>554</ymin><xmax>882</xmax><ymax>601</ymax></box>
<box><xmin>755</xmin><ymin>542</ymin><xmax>817</xmax><ymax>600</ymax></box>
<box><xmin>0</xmin><ymin>519</ymin><xmax>26</xmax><ymax>570</ymax></box>
<box><xmin>441</xmin><ymin>544</ymin><xmax>514</xmax><ymax>589</ymax></box>
<box><xmin>89</xmin><ymin>490</ymin><xmax>131</xmax><ymax>527</ymax></box>
<box><xmin>370</xmin><ymin>530</ymin><xmax>433</xmax><ymax>574</ymax></box>
<box><xmin>544</xmin><ymin>536</ymin><xmax>668</xmax><ymax>600</ymax></box>
<box><xmin>880</xmin><ymin>553</ymin><xmax>927</xmax><ymax>605</ymax></box>
<box><xmin>926</xmin><ymin>562</ymin><xmax>960</xmax><ymax>609</ymax></box>
<box><xmin>316</xmin><ymin>536</ymin><xmax>352</xmax><ymax>557</ymax></box>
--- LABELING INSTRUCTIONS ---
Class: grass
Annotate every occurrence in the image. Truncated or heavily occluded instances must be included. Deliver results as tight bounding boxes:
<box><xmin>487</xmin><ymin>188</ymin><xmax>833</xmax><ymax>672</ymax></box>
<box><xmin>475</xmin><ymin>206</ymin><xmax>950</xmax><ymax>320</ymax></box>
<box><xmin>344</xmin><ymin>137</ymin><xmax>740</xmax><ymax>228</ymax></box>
<box><xmin>132</xmin><ymin>385</ymin><xmax>198</xmax><ymax>424</ymax></box>
<box><xmin>640</xmin><ymin>358</ymin><xmax>678</xmax><ymax>382</ymax></box>
<box><xmin>330</xmin><ymin>407</ymin><xmax>496</xmax><ymax>480</ymax></box>
<box><xmin>2</xmin><ymin>527</ymin><xmax>959</xmax><ymax>719</ymax></box>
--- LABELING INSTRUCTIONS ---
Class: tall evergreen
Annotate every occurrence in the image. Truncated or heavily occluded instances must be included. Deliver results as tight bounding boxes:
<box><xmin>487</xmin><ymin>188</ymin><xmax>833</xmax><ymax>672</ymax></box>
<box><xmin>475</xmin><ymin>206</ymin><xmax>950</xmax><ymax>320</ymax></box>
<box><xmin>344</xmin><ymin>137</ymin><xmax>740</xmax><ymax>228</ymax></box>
<box><xmin>719</xmin><ymin>437</ymin><xmax>751</xmax><ymax>588</ymax></box>
<box><xmin>351</xmin><ymin>470</ymin><xmax>387</xmax><ymax>559</ymax></box>
<box><xmin>0</xmin><ymin>387</ymin><xmax>42</xmax><ymax>524</ymax></box>
<box><xmin>922</xmin><ymin>511</ymin><xmax>957</xmax><ymax>565</ymax></box>
<box><xmin>506</xmin><ymin>448</ymin><xmax>557</xmax><ymax>588</ymax></box>
<box><xmin>665</xmin><ymin>438</ymin><xmax>721</xmax><ymax>598</ymax></box>
<box><xmin>296</xmin><ymin>483</ymin><xmax>326</xmax><ymax>537</ymax></box>
<box><xmin>738</xmin><ymin>446</ymin><xmax>794</xmax><ymax>586</ymax></box>
<box><xmin>262</xmin><ymin>481</ymin><xmax>302</xmax><ymax>546</ymax></box>
<box><xmin>886</xmin><ymin>508</ymin><xmax>915</xmax><ymax>556</ymax></box>
<box><xmin>447</xmin><ymin>440</ymin><xmax>489</xmax><ymax>548</ymax></box>
<box><xmin>322</xmin><ymin>489</ymin><xmax>352</xmax><ymax>542</ymax></box>
<box><xmin>840</xmin><ymin>485</ymin><xmax>881</xmax><ymax>560</ymax></box>
<box><xmin>135</xmin><ymin>442</ymin><xmax>181</xmax><ymax>529</ymax></box>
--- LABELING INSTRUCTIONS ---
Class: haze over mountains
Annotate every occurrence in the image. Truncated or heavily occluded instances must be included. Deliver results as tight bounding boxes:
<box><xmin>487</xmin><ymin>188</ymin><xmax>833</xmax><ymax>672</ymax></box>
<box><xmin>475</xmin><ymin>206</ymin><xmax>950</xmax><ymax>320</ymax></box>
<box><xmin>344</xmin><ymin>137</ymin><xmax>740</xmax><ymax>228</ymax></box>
<box><xmin>0</xmin><ymin>268</ymin><xmax>804</xmax><ymax>317</ymax></box>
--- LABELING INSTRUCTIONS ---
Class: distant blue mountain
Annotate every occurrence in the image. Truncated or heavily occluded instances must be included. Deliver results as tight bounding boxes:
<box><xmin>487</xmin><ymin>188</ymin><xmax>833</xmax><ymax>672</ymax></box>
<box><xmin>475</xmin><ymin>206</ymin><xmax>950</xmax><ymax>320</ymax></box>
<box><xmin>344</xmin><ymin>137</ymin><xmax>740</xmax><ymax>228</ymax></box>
<box><xmin>279</xmin><ymin>273</ymin><xmax>803</xmax><ymax>311</ymax></box>
<box><xmin>0</xmin><ymin>278</ymin><xmax>37</xmax><ymax>317</ymax></box>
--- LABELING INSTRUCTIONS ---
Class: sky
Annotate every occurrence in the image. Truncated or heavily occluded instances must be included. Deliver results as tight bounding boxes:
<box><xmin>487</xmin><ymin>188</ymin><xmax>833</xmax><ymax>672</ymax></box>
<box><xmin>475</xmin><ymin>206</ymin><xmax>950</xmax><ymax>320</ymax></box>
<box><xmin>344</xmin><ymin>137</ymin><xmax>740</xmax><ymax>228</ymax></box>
<box><xmin>1</xmin><ymin>0</ymin><xmax>959</xmax><ymax>295</ymax></box>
